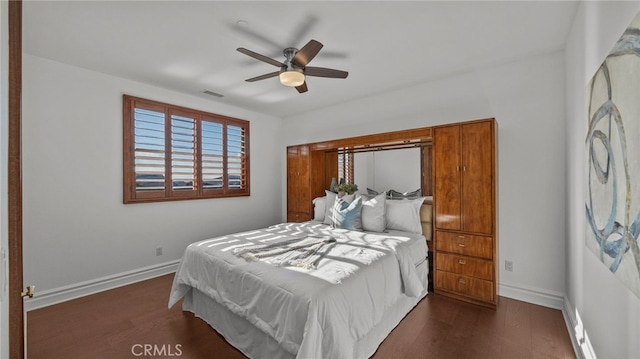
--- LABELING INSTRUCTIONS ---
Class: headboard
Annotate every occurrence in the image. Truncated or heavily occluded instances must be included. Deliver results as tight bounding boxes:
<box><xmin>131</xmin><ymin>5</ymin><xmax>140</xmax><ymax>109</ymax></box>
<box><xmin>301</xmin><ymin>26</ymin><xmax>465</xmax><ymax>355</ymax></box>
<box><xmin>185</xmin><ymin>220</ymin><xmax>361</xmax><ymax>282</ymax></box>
<box><xmin>420</xmin><ymin>202</ymin><xmax>433</xmax><ymax>242</ymax></box>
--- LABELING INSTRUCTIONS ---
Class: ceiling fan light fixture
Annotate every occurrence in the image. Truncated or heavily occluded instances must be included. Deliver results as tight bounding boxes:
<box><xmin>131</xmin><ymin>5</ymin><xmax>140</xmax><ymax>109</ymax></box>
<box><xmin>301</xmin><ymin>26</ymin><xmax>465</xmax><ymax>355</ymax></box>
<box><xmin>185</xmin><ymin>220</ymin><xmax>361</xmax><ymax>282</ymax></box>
<box><xmin>238</xmin><ymin>40</ymin><xmax>347</xmax><ymax>93</ymax></box>
<box><xmin>279</xmin><ymin>69</ymin><xmax>305</xmax><ymax>87</ymax></box>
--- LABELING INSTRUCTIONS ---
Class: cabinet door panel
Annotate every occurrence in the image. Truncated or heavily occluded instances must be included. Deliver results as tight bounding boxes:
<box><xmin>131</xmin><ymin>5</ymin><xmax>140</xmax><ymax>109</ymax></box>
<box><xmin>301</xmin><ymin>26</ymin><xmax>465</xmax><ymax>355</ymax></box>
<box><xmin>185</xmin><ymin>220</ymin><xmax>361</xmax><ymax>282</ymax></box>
<box><xmin>434</xmin><ymin>126</ymin><xmax>461</xmax><ymax>230</ymax></box>
<box><xmin>287</xmin><ymin>145</ymin><xmax>311</xmax><ymax>215</ymax></box>
<box><xmin>287</xmin><ymin>211</ymin><xmax>312</xmax><ymax>223</ymax></box>
<box><xmin>287</xmin><ymin>146</ymin><xmax>299</xmax><ymax>213</ymax></box>
<box><xmin>297</xmin><ymin>146</ymin><xmax>311</xmax><ymax>214</ymax></box>
<box><xmin>461</xmin><ymin>122</ymin><xmax>493</xmax><ymax>234</ymax></box>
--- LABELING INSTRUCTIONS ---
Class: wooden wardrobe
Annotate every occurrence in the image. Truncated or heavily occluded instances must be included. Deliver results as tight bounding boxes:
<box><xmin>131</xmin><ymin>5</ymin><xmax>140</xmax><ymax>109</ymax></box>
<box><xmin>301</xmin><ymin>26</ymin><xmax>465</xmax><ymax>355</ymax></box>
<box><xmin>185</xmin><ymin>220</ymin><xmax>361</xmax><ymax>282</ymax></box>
<box><xmin>285</xmin><ymin>119</ymin><xmax>498</xmax><ymax>308</ymax></box>
<box><xmin>286</xmin><ymin>145</ymin><xmax>327</xmax><ymax>222</ymax></box>
<box><xmin>433</xmin><ymin>118</ymin><xmax>498</xmax><ymax>308</ymax></box>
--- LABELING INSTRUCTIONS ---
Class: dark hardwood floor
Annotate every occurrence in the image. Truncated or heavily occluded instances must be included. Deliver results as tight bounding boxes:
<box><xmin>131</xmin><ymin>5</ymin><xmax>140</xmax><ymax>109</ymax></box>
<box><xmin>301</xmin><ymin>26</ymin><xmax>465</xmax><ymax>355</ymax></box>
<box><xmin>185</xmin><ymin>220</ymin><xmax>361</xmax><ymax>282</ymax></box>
<box><xmin>27</xmin><ymin>274</ymin><xmax>576</xmax><ymax>359</ymax></box>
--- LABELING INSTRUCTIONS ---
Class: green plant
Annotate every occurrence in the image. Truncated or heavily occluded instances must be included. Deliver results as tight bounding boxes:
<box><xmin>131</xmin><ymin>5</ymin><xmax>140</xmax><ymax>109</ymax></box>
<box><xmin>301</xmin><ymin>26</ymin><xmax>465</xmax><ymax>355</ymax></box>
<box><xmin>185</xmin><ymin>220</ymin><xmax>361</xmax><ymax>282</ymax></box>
<box><xmin>335</xmin><ymin>183</ymin><xmax>358</xmax><ymax>194</ymax></box>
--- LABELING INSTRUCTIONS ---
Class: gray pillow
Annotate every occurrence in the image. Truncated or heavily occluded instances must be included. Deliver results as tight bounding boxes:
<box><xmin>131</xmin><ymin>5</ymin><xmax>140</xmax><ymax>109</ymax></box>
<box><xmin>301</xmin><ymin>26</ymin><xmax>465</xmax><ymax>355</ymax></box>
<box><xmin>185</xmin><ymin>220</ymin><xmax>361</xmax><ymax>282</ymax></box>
<box><xmin>367</xmin><ymin>187</ymin><xmax>380</xmax><ymax>196</ymax></box>
<box><xmin>387</xmin><ymin>188</ymin><xmax>422</xmax><ymax>199</ymax></box>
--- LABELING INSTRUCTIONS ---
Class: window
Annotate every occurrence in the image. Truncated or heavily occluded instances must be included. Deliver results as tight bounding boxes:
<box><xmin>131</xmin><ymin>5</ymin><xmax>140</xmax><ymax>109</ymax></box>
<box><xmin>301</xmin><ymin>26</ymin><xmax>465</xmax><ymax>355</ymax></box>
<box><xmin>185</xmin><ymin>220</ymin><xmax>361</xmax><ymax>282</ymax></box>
<box><xmin>338</xmin><ymin>150</ymin><xmax>354</xmax><ymax>184</ymax></box>
<box><xmin>123</xmin><ymin>95</ymin><xmax>250</xmax><ymax>203</ymax></box>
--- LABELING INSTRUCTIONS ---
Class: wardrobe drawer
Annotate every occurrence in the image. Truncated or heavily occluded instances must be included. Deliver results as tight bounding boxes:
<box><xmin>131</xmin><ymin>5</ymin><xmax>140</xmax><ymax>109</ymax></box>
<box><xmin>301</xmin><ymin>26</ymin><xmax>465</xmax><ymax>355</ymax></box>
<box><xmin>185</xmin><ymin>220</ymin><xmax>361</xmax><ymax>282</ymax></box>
<box><xmin>435</xmin><ymin>231</ymin><xmax>493</xmax><ymax>259</ymax></box>
<box><xmin>435</xmin><ymin>252</ymin><xmax>493</xmax><ymax>281</ymax></box>
<box><xmin>435</xmin><ymin>270</ymin><xmax>495</xmax><ymax>303</ymax></box>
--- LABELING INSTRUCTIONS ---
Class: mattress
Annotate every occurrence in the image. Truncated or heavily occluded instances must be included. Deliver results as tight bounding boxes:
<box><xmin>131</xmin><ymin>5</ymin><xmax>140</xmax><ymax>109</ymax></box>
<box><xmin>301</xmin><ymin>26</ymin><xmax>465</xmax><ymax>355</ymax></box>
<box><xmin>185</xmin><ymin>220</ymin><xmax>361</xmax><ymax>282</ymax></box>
<box><xmin>169</xmin><ymin>221</ymin><xmax>429</xmax><ymax>359</ymax></box>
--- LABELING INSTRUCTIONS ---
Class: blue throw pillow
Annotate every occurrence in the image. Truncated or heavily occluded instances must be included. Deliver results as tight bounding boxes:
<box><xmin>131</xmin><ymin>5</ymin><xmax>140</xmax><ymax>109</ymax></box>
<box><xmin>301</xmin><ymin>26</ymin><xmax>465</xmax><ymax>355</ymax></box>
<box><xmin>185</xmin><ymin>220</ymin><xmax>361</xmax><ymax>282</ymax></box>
<box><xmin>330</xmin><ymin>196</ymin><xmax>363</xmax><ymax>230</ymax></box>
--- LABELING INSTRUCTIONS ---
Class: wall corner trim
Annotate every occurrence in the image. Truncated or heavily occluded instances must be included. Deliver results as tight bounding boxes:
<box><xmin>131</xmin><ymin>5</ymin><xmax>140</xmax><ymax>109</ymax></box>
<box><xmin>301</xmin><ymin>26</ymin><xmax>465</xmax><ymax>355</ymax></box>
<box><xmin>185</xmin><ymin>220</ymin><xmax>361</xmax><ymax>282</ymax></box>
<box><xmin>24</xmin><ymin>260</ymin><xmax>180</xmax><ymax>311</ymax></box>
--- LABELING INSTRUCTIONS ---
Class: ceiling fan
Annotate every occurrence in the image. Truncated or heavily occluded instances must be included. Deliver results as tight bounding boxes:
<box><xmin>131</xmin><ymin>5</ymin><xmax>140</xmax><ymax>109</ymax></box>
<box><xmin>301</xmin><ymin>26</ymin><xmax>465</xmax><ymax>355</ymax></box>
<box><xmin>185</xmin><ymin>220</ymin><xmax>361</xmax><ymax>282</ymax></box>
<box><xmin>237</xmin><ymin>39</ymin><xmax>348</xmax><ymax>94</ymax></box>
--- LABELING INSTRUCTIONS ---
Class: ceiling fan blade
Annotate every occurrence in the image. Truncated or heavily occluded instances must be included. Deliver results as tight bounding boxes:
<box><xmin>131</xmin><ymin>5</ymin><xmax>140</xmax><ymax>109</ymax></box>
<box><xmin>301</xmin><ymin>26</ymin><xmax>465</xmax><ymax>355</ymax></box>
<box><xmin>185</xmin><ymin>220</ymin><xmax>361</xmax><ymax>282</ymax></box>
<box><xmin>296</xmin><ymin>82</ymin><xmax>308</xmax><ymax>94</ymax></box>
<box><xmin>304</xmin><ymin>66</ymin><xmax>348</xmax><ymax>79</ymax></box>
<box><xmin>288</xmin><ymin>15</ymin><xmax>319</xmax><ymax>49</ymax></box>
<box><xmin>232</xmin><ymin>25</ymin><xmax>283</xmax><ymax>51</ymax></box>
<box><xmin>237</xmin><ymin>48</ymin><xmax>284</xmax><ymax>67</ymax></box>
<box><xmin>245</xmin><ymin>71</ymin><xmax>280</xmax><ymax>82</ymax></box>
<box><xmin>292</xmin><ymin>40</ymin><xmax>323</xmax><ymax>67</ymax></box>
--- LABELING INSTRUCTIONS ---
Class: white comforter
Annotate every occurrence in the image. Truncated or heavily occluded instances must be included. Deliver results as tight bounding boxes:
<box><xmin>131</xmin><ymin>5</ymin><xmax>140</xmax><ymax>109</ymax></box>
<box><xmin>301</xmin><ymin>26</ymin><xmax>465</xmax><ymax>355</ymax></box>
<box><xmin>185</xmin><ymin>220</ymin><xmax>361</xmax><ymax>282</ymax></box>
<box><xmin>168</xmin><ymin>221</ymin><xmax>428</xmax><ymax>359</ymax></box>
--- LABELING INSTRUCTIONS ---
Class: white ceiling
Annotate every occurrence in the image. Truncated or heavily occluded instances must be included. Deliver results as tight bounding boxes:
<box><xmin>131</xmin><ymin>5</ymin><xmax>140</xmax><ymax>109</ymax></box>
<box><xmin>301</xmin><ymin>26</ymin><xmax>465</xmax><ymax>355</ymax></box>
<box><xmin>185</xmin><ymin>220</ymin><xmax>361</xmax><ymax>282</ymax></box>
<box><xmin>22</xmin><ymin>1</ymin><xmax>579</xmax><ymax>119</ymax></box>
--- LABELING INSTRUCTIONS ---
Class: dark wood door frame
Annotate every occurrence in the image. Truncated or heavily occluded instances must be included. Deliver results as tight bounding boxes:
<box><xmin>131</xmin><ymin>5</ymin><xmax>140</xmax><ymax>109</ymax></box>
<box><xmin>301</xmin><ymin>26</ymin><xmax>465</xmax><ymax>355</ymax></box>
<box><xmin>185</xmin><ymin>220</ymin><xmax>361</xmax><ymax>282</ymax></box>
<box><xmin>8</xmin><ymin>0</ymin><xmax>24</xmax><ymax>358</ymax></box>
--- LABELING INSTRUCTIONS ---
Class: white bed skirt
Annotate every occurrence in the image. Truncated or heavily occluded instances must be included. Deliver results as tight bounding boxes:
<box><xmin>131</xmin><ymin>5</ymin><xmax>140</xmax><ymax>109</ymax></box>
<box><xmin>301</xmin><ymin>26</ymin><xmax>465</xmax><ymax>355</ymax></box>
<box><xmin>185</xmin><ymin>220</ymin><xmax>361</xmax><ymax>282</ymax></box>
<box><xmin>182</xmin><ymin>261</ymin><xmax>429</xmax><ymax>359</ymax></box>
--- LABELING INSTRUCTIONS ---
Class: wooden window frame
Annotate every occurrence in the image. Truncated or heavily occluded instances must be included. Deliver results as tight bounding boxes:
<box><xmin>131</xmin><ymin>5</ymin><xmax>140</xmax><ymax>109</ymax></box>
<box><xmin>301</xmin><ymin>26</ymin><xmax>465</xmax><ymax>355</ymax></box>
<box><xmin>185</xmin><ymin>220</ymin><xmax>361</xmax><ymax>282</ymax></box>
<box><xmin>123</xmin><ymin>95</ymin><xmax>250</xmax><ymax>203</ymax></box>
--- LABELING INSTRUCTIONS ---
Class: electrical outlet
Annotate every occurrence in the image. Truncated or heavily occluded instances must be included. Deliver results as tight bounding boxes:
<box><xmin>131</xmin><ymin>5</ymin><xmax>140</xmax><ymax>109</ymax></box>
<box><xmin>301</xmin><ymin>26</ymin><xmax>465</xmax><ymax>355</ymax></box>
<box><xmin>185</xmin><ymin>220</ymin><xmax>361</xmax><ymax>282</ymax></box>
<box><xmin>156</xmin><ymin>247</ymin><xmax>163</xmax><ymax>256</ymax></box>
<box><xmin>505</xmin><ymin>260</ymin><xmax>513</xmax><ymax>272</ymax></box>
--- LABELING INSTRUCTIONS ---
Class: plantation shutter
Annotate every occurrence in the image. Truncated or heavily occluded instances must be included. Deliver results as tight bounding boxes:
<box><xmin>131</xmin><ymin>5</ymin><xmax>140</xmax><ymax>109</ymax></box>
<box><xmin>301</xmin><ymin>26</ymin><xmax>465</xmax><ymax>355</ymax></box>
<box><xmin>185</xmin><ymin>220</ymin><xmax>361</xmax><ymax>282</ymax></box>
<box><xmin>170</xmin><ymin>111</ymin><xmax>197</xmax><ymax>196</ymax></box>
<box><xmin>227</xmin><ymin>123</ymin><xmax>248</xmax><ymax>191</ymax></box>
<box><xmin>344</xmin><ymin>151</ymin><xmax>354</xmax><ymax>184</ymax></box>
<box><xmin>338</xmin><ymin>150</ymin><xmax>354</xmax><ymax>184</ymax></box>
<box><xmin>132</xmin><ymin>105</ymin><xmax>166</xmax><ymax>198</ymax></box>
<box><xmin>201</xmin><ymin>120</ymin><xmax>224</xmax><ymax>191</ymax></box>
<box><xmin>123</xmin><ymin>95</ymin><xmax>250</xmax><ymax>203</ymax></box>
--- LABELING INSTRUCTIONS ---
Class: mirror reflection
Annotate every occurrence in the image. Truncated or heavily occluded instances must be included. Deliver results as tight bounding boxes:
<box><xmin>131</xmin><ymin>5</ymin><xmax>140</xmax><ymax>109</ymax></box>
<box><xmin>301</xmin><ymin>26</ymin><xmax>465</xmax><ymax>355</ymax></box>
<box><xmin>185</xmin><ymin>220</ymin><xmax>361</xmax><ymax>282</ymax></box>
<box><xmin>349</xmin><ymin>148</ymin><xmax>422</xmax><ymax>195</ymax></box>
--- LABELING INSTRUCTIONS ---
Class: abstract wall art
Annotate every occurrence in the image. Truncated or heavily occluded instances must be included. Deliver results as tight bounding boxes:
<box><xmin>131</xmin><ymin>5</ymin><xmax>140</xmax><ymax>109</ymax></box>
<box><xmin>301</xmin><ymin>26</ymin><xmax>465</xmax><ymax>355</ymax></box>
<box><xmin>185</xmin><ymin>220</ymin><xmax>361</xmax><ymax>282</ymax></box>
<box><xmin>586</xmin><ymin>11</ymin><xmax>640</xmax><ymax>299</ymax></box>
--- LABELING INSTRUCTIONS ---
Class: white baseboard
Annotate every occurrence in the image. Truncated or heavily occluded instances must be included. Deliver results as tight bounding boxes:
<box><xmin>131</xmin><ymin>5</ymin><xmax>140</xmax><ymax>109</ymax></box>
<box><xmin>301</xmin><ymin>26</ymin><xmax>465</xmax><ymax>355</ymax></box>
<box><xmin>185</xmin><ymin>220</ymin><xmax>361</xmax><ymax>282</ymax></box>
<box><xmin>499</xmin><ymin>282</ymin><xmax>565</xmax><ymax>309</ymax></box>
<box><xmin>24</xmin><ymin>260</ymin><xmax>180</xmax><ymax>311</ymax></box>
<box><xmin>562</xmin><ymin>296</ymin><xmax>585</xmax><ymax>359</ymax></box>
<box><xmin>562</xmin><ymin>295</ymin><xmax>596</xmax><ymax>359</ymax></box>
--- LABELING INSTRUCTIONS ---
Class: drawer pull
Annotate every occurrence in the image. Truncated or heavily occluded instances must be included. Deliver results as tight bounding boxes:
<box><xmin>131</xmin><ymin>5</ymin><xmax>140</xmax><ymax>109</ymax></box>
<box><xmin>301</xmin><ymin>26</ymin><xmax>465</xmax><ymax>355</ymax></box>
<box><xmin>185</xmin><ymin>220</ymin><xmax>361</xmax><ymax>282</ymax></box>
<box><xmin>458</xmin><ymin>259</ymin><xmax>466</xmax><ymax>265</ymax></box>
<box><xmin>458</xmin><ymin>278</ymin><xmax>466</xmax><ymax>284</ymax></box>
<box><xmin>458</xmin><ymin>235</ymin><xmax>465</xmax><ymax>238</ymax></box>
<box><xmin>458</xmin><ymin>243</ymin><xmax>465</xmax><ymax>247</ymax></box>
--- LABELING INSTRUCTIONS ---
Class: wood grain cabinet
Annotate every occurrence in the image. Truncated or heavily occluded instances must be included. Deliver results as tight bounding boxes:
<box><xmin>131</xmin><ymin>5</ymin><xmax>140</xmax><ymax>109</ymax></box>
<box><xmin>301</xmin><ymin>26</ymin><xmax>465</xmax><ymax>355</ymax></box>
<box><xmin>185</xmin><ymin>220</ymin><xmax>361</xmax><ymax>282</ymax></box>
<box><xmin>433</xmin><ymin>119</ymin><xmax>498</xmax><ymax>308</ymax></box>
<box><xmin>287</xmin><ymin>145</ymin><xmax>312</xmax><ymax>222</ymax></box>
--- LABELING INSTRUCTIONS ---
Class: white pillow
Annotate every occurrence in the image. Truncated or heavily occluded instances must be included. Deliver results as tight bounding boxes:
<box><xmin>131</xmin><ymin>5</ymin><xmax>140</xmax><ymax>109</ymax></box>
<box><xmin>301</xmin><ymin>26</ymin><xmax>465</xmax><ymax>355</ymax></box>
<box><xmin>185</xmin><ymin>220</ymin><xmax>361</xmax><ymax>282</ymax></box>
<box><xmin>312</xmin><ymin>197</ymin><xmax>326</xmax><ymax>221</ymax></box>
<box><xmin>323</xmin><ymin>190</ymin><xmax>355</xmax><ymax>225</ymax></box>
<box><xmin>385</xmin><ymin>197</ymin><xmax>426</xmax><ymax>234</ymax></box>
<box><xmin>361</xmin><ymin>192</ymin><xmax>386</xmax><ymax>232</ymax></box>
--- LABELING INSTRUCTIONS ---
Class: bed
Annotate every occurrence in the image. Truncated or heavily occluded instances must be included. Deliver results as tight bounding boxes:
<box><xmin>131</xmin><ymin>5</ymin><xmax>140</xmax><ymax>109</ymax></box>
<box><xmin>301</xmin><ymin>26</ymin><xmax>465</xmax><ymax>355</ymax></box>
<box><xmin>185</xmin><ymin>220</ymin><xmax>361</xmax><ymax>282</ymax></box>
<box><xmin>168</xmin><ymin>193</ymin><xmax>432</xmax><ymax>359</ymax></box>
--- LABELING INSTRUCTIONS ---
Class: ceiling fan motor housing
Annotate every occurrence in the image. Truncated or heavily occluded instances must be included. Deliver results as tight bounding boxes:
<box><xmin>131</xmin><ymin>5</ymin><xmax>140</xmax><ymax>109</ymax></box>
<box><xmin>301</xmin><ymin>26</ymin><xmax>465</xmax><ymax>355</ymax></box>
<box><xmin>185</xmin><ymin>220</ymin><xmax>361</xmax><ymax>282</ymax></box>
<box><xmin>282</xmin><ymin>47</ymin><xmax>301</xmax><ymax>71</ymax></box>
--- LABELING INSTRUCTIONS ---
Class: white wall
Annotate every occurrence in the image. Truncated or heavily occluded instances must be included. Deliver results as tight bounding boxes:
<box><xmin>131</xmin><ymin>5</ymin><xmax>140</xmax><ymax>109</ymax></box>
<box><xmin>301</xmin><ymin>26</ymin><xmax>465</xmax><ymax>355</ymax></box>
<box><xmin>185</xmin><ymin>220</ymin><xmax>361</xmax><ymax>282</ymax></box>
<box><xmin>0</xmin><ymin>1</ymin><xmax>9</xmax><ymax>357</ymax></box>
<box><xmin>565</xmin><ymin>2</ymin><xmax>640</xmax><ymax>358</ymax></box>
<box><xmin>21</xmin><ymin>55</ymin><xmax>283</xmax><ymax>302</ymax></box>
<box><xmin>283</xmin><ymin>51</ymin><xmax>567</xmax><ymax>308</ymax></box>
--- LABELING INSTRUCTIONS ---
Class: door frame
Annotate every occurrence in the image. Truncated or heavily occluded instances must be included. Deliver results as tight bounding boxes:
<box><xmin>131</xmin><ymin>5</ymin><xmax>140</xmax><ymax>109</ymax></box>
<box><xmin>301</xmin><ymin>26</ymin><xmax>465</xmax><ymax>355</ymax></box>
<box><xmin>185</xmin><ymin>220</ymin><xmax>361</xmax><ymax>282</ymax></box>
<box><xmin>8</xmin><ymin>0</ymin><xmax>24</xmax><ymax>358</ymax></box>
